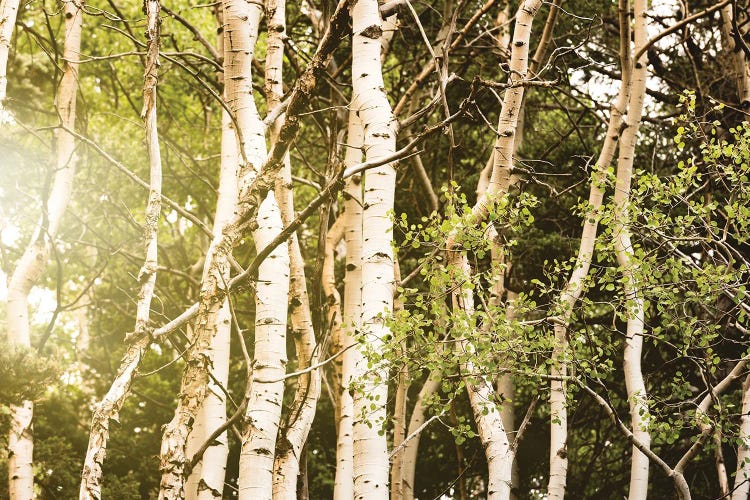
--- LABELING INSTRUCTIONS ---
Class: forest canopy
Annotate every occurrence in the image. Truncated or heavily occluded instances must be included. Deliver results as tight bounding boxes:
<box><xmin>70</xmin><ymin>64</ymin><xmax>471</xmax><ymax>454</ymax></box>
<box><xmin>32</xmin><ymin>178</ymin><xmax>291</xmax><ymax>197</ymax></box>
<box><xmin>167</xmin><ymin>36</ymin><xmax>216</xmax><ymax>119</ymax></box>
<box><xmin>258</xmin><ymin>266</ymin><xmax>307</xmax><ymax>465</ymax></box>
<box><xmin>2</xmin><ymin>0</ymin><xmax>750</xmax><ymax>498</ymax></box>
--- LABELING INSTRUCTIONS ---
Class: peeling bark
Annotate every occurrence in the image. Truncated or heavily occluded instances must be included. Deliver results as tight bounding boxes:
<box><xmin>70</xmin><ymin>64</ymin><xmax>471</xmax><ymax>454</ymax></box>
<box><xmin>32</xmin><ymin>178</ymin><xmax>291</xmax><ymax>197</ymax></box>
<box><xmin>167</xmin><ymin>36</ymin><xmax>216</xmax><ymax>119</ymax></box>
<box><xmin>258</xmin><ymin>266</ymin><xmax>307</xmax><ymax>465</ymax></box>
<box><xmin>79</xmin><ymin>0</ymin><xmax>165</xmax><ymax>494</ymax></box>
<box><xmin>268</xmin><ymin>0</ymin><xmax>322</xmax><ymax>494</ymax></box>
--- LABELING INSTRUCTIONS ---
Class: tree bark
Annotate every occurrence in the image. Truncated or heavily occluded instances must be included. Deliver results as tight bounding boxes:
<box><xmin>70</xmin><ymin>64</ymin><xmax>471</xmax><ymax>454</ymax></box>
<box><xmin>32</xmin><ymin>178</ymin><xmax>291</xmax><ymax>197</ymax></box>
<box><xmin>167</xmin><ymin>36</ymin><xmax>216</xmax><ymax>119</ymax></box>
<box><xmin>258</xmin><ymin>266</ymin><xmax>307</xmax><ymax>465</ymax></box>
<box><xmin>547</xmin><ymin>1</ymin><xmax>632</xmax><ymax>497</ymax></box>
<box><xmin>350</xmin><ymin>1</ymin><xmax>398</xmax><ymax>497</ymax></box>
<box><xmin>334</xmin><ymin>110</ymin><xmax>364</xmax><ymax>500</ymax></box>
<box><xmin>401</xmin><ymin>375</ymin><xmax>441</xmax><ymax>500</ymax></box>
<box><xmin>233</xmin><ymin>0</ymin><xmax>290</xmax><ymax>494</ymax></box>
<box><xmin>8</xmin><ymin>2</ymin><xmax>82</xmax><ymax>497</ymax></box>
<box><xmin>612</xmin><ymin>1</ymin><xmax>651</xmax><ymax>498</ymax></box>
<box><xmin>0</xmin><ymin>0</ymin><xmax>20</xmax><ymax>110</ymax></box>
<box><xmin>79</xmin><ymin>0</ymin><xmax>165</xmax><ymax>495</ymax></box>
<box><xmin>268</xmin><ymin>0</ymin><xmax>321</xmax><ymax>494</ymax></box>
<box><xmin>184</xmin><ymin>9</ymin><xmax>235</xmax><ymax>499</ymax></box>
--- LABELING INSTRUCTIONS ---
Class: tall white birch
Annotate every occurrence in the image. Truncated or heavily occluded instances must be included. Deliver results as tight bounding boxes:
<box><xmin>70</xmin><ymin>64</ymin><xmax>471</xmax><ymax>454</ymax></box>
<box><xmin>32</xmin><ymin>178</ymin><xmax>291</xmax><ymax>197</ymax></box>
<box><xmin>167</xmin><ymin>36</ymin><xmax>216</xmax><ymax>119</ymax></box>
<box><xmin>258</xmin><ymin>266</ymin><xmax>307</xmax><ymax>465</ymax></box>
<box><xmin>350</xmin><ymin>0</ymin><xmax>397</xmax><ymax>496</ymax></box>
<box><xmin>6</xmin><ymin>2</ymin><xmax>81</xmax><ymax>497</ymax></box>
<box><xmin>0</xmin><ymin>0</ymin><xmax>20</xmax><ymax>110</ymax></box>
<box><xmin>183</xmin><ymin>11</ymin><xmax>235</xmax><ymax>498</ymax></box>
<box><xmin>334</xmin><ymin>110</ymin><xmax>364</xmax><ymax>500</ymax></box>
<box><xmin>448</xmin><ymin>1</ymin><xmax>542</xmax><ymax>497</ymax></box>
<box><xmin>401</xmin><ymin>374</ymin><xmax>441</xmax><ymax>500</ymax></box>
<box><xmin>158</xmin><ymin>4</ymin><xmax>349</xmax><ymax>496</ymax></box>
<box><xmin>612</xmin><ymin>1</ymin><xmax>651</xmax><ymax>497</ymax></box>
<box><xmin>232</xmin><ymin>0</ymin><xmax>290</xmax><ymax>494</ymax></box>
<box><xmin>266</xmin><ymin>0</ymin><xmax>321</xmax><ymax>495</ymax></box>
<box><xmin>547</xmin><ymin>1</ymin><xmax>632</xmax><ymax>497</ymax></box>
<box><xmin>79</xmin><ymin>0</ymin><xmax>166</xmax><ymax>495</ymax></box>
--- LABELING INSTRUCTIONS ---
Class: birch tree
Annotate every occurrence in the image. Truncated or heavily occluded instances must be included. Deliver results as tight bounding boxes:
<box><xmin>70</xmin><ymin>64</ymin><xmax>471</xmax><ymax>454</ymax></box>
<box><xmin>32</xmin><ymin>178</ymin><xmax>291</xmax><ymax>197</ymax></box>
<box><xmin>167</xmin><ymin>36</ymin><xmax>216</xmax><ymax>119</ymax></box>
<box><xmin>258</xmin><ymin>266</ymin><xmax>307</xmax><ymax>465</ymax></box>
<box><xmin>231</xmin><ymin>0</ymin><xmax>291</xmax><ymax>495</ymax></box>
<box><xmin>267</xmin><ymin>0</ymin><xmax>322</xmax><ymax>495</ymax></box>
<box><xmin>334</xmin><ymin>109</ymin><xmax>364</xmax><ymax>500</ymax></box>
<box><xmin>0</xmin><ymin>0</ymin><xmax>21</xmax><ymax>110</ymax></box>
<box><xmin>611</xmin><ymin>1</ymin><xmax>651</xmax><ymax>496</ymax></box>
<box><xmin>6</xmin><ymin>1</ymin><xmax>82</xmax><ymax>497</ymax></box>
<box><xmin>349</xmin><ymin>0</ymin><xmax>398</xmax><ymax>495</ymax></box>
<box><xmin>546</xmin><ymin>0</ymin><xmax>631</xmax><ymax>496</ymax></box>
<box><xmin>79</xmin><ymin>0</ymin><xmax>162</xmax><ymax>496</ymax></box>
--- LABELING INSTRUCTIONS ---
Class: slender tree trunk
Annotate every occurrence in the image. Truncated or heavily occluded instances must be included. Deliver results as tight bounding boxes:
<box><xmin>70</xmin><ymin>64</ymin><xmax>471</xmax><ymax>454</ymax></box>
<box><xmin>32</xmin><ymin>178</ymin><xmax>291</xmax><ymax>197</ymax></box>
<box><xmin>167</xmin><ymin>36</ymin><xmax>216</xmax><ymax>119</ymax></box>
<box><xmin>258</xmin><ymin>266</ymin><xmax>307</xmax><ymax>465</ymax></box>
<box><xmin>323</xmin><ymin>215</ymin><xmax>345</xmax><ymax>419</ymax></box>
<box><xmin>733</xmin><ymin>375</ymin><xmax>750</xmax><ymax>500</ymax></box>
<box><xmin>233</xmin><ymin>0</ymin><xmax>290</xmax><ymax>493</ymax></box>
<box><xmin>400</xmin><ymin>374</ymin><xmax>440</xmax><ymax>500</ymax></box>
<box><xmin>0</xmin><ymin>0</ymin><xmax>20</xmax><ymax>109</ymax></box>
<box><xmin>612</xmin><ymin>1</ymin><xmax>650</xmax><ymax>498</ymax></box>
<box><xmin>350</xmin><ymin>1</ymin><xmax>398</xmax><ymax>496</ymax></box>
<box><xmin>184</xmin><ymin>10</ymin><xmax>235</xmax><ymax>498</ymax></box>
<box><xmin>5</xmin><ymin>2</ymin><xmax>81</xmax><ymax>498</ymax></box>
<box><xmin>156</xmin><ymin>3</ymin><xmax>350</xmax><ymax>497</ymax></box>
<box><xmin>721</xmin><ymin>7</ymin><xmax>750</xmax><ymax>495</ymax></box>
<box><xmin>547</xmin><ymin>2</ymin><xmax>631</xmax><ymax>497</ymax></box>
<box><xmin>390</xmin><ymin>261</ymin><xmax>408</xmax><ymax>500</ymax></box>
<box><xmin>79</xmin><ymin>0</ymin><xmax>165</xmax><ymax>495</ymax></box>
<box><xmin>497</xmin><ymin>291</ymin><xmax>518</xmax><ymax>499</ymax></box>
<box><xmin>715</xmin><ymin>429</ymin><xmax>729</xmax><ymax>498</ymax></box>
<box><xmin>185</xmin><ymin>125</ymin><xmax>235</xmax><ymax>500</ymax></box>
<box><xmin>448</xmin><ymin>2</ymin><xmax>542</xmax><ymax>497</ymax></box>
<box><xmin>268</xmin><ymin>0</ymin><xmax>321</xmax><ymax>494</ymax></box>
<box><xmin>157</xmin><ymin>0</ymin><xmax>267</xmax><ymax>496</ymax></box>
<box><xmin>449</xmin><ymin>249</ymin><xmax>512</xmax><ymax>499</ymax></box>
<box><xmin>334</xmin><ymin>110</ymin><xmax>364</xmax><ymax>500</ymax></box>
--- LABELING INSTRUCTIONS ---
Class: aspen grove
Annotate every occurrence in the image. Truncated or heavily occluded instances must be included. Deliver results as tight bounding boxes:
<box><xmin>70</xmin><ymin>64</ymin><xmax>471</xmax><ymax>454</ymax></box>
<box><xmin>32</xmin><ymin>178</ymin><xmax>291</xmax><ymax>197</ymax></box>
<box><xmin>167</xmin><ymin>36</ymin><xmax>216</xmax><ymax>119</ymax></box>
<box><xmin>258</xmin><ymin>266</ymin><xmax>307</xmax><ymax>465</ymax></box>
<box><xmin>5</xmin><ymin>0</ymin><xmax>750</xmax><ymax>498</ymax></box>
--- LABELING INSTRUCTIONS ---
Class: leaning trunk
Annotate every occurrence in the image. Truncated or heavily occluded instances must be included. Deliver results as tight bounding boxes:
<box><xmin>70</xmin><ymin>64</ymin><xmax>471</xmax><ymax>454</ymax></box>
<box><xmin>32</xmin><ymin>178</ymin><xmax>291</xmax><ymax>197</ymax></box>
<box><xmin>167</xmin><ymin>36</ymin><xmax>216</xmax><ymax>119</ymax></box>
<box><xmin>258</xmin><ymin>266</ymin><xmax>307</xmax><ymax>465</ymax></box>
<box><xmin>547</xmin><ymin>1</ymin><xmax>631</xmax><ymax>497</ymax></box>
<box><xmin>401</xmin><ymin>374</ymin><xmax>441</xmax><ymax>500</ymax></box>
<box><xmin>7</xmin><ymin>1</ymin><xmax>81</xmax><ymax>498</ymax></box>
<box><xmin>80</xmin><ymin>0</ymin><xmax>164</xmax><ymax>495</ymax></box>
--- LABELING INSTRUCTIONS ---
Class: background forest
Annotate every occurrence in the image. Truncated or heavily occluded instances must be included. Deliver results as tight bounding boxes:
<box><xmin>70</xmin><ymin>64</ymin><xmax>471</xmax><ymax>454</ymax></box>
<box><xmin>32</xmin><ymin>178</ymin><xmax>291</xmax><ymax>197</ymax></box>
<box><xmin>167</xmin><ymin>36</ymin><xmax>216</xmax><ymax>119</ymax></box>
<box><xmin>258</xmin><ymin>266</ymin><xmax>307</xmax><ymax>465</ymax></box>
<box><xmin>2</xmin><ymin>0</ymin><xmax>750</xmax><ymax>498</ymax></box>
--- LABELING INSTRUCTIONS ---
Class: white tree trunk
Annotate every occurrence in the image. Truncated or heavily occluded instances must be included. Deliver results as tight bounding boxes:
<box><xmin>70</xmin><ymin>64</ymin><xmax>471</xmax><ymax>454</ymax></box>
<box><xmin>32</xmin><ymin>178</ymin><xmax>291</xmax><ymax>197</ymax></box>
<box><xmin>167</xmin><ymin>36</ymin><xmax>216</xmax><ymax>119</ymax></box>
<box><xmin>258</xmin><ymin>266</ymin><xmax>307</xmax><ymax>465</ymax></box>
<box><xmin>185</xmin><ymin>129</ymin><xmax>236</xmax><ymax>499</ymax></box>
<box><xmin>266</xmin><ymin>0</ymin><xmax>321</xmax><ymax>494</ymax></box>
<box><xmin>6</xmin><ymin>2</ymin><xmax>81</xmax><ymax>498</ymax></box>
<box><xmin>230</xmin><ymin>0</ymin><xmax>290</xmax><ymax>495</ymax></box>
<box><xmin>612</xmin><ymin>1</ymin><xmax>650</xmax><ymax>498</ymax></box>
<box><xmin>157</xmin><ymin>0</ymin><xmax>270</xmax><ymax>496</ymax></box>
<box><xmin>449</xmin><ymin>250</ymin><xmax>513</xmax><ymax>499</ymax></box>
<box><xmin>401</xmin><ymin>374</ymin><xmax>441</xmax><ymax>500</ymax></box>
<box><xmin>334</xmin><ymin>110</ymin><xmax>364</xmax><ymax>500</ymax></box>
<box><xmin>547</xmin><ymin>1</ymin><xmax>632</xmax><ymax>497</ymax></box>
<box><xmin>390</xmin><ymin>260</ymin><xmax>408</xmax><ymax>500</ymax></box>
<box><xmin>733</xmin><ymin>375</ymin><xmax>750</xmax><ymax>500</ymax></box>
<box><xmin>79</xmin><ymin>0</ymin><xmax>166</xmax><ymax>496</ymax></box>
<box><xmin>448</xmin><ymin>1</ymin><xmax>542</xmax><ymax>497</ymax></box>
<box><xmin>184</xmin><ymin>10</ymin><xmax>235</xmax><ymax>498</ymax></box>
<box><xmin>497</xmin><ymin>291</ymin><xmax>518</xmax><ymax>498</ymax></box>
<box><xmin>0</xmin><ymin>0</ymin><xmax>20</xmax><ymax>109</ymax></box>
<box><xmin>351</xmin><ymin>0</ymin><xmax>398</xmax><ymax>496</ymax></box>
